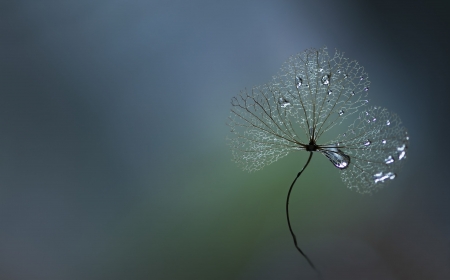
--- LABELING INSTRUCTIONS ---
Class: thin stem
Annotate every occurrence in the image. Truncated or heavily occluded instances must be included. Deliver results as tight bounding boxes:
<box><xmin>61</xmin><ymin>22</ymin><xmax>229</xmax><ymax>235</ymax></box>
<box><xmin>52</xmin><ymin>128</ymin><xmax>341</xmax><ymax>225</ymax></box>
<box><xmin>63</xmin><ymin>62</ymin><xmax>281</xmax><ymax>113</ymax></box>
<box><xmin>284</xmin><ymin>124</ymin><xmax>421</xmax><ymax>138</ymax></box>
<box><xmin>286</xmin><ymin>152</ymin><xmax>323</xmax><ymax>278</ymax></box>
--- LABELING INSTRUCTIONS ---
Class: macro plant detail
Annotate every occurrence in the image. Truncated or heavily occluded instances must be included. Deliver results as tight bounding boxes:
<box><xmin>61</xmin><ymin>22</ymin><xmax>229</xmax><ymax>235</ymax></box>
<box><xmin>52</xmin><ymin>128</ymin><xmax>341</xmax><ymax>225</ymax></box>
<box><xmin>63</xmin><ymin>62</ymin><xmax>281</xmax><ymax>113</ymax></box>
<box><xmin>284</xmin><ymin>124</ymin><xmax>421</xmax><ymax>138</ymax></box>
<box><xmin>227</xmin><ymin>47</ymin><xmax>409</xmax><ymax>275</ymax></box>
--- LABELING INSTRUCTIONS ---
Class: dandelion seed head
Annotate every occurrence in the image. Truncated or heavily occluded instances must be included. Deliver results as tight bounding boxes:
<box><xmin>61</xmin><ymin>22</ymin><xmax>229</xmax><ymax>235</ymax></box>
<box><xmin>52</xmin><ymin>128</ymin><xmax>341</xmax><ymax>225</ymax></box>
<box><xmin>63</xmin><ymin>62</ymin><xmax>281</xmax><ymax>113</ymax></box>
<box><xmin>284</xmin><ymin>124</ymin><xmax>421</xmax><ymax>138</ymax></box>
<box><xmin>227</xmin><ymin>47</ymin><xmax>409</xmax><ymax>193</ymax></box>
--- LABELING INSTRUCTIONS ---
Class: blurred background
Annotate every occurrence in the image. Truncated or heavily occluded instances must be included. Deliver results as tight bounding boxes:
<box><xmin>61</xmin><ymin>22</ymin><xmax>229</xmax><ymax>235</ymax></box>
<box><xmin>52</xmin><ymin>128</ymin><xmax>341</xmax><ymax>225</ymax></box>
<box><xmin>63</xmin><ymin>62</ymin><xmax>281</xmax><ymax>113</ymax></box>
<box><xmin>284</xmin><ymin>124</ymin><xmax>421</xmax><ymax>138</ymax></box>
<box><xmin>0</xmin><ymin>0</ymin><xmax>449</xmax><ymax>279</ymax></box>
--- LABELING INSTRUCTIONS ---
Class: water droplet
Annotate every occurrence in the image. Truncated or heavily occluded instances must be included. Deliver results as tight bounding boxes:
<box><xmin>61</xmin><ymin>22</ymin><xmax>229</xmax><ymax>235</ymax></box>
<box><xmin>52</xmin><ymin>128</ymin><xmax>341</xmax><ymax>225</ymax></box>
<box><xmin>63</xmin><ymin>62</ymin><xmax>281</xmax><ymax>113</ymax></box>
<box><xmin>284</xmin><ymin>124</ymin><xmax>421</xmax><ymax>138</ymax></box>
<box><xmin>372</xmin><ymin>117</ymin><xmax>377</xmax><ymax>122</ymax></box>
<box><xmin>319</xmin><ymin>68</ymin><xmax>323</xmax><ymax>72</ymax></box>
<box><xmin>344</xmin><ymin>73</ymin><xmax>348</xmax><ymax>79</ymax></box>
<box><xmin>374</xmin><ymin>172</ymin><xmax>396</xmax><ymax>183</ymax></box>
<box><xmin>398</xmin><ymin>151</ymin><xmax>406</xmax><ymax>160</ymax></box>
<box><xmin>321</xmin><ymin>74</ymin><xmax>330</xmax><ymax>85</ymax></box>
<box><xmin>338</xmin><ymin>110</ymin><xmax>344</xmax><ymax>116</ymax></box>
<box><xmin>320</xmin><ymin>144</ymin><xmax>350</xmax><ymax>169</ymax></box>
<box><xmin>337</xmin><ymin>69</ymin><xmax>341</xmax><ymax>74</ymax></box>
<box><xmin>295</xmin><ymin>76</ymin><xmax>303</xmax><ymax>88</ymax></box>
<box><xmin>385</xmin><ymin>155</ymin><xmax>395</xmax><ymax>164</ymax></box>
<box><xmin>343</xmin><ymin>133</ymin><xmax>346</xmax><ymax>137</ymax></box>
<box><xmin>360</xmin><ymin>76</ymin><xmax>364</xmax><ymax>80</ymax></box>
<box><xmin>364</xmin><ymin>87</ymin><xmax>369</xmax><ymax>91</ymax></box>
<box><xmin>363</xmin><ymin>140</ymin><xmax>371</xmax><ymax>146</ymax></box>
<box><xmin>328</xmin><ymin>90</ymin><xmax>333</xmax><ymax>95</ymax></box>
<box><xmin>397</xmin><ymin>144</ymin><xmax>406</xmax><ymax>152</ymax></box>
<box><xmin>350</xmin><ymin>91</ymin><xmax>355</xmax><ymax>96</ymax></box>
<box><xmin>382</xmin><ymin>139</ymin><xmax>387</xmax><ymax>144</ymax></box>
<box><xmin>278</xmin><ymin>97</ymin><xmax>291</xmax><ymax>108</ymax></box>
<box><xmin>386</xmin><ymin>120</ymin><xmax>391</xmax><ymax>125</ymax></box>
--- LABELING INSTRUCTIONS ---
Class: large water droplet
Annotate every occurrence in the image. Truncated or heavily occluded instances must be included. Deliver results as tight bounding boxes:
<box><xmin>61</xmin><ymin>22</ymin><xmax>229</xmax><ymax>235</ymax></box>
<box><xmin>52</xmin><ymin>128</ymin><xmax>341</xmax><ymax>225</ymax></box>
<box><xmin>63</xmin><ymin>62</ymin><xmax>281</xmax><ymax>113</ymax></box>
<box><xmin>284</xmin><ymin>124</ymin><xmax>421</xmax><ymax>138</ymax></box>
<box><xmin>338</xmin><ymin>110</ymin><xmax>344</xmax><ymax>116</ymax></box>
<box><xmin>320</xmin><ymin>144</ymin><xmax>350</xmax><ymax>169</ymax></box>
<box><xmin>398</xmin><ymin>150</ymin><xmax>406</xmax><ymax>160</ymax></box>
<box><xmin>321</xmin><ymin>74</ymin><xmax>330</xmax><ymax>85</ymax></box>
<box><xmin>295</xmin><ymin>76</ymin><xmax>303</xmax><ymax>88</ymax></box>
<box><xmin>278</xmin><ymin>97</ymin><xmax>291</xmax><ymax>108</ymax></box>
<box><xmin>363</xmin><ymin>140</ymin><xmax>371</xmax><ymax>146</ymax></box>
<box><xmin>385</xmin><ymin>155</ymin><xmax>395</xmax><ymax>164</ymax></box>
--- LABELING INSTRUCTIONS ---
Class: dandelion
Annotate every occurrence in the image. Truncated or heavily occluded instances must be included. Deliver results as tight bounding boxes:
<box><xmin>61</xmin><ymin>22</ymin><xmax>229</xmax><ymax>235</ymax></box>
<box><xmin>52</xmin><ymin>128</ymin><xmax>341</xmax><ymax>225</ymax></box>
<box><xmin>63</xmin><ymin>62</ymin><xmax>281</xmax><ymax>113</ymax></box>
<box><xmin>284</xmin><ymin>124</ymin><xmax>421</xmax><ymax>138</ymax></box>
<box><xmin>227</xmin><ymin>47</ymin><xmax>409</xmax><ymax>276</ymax></box>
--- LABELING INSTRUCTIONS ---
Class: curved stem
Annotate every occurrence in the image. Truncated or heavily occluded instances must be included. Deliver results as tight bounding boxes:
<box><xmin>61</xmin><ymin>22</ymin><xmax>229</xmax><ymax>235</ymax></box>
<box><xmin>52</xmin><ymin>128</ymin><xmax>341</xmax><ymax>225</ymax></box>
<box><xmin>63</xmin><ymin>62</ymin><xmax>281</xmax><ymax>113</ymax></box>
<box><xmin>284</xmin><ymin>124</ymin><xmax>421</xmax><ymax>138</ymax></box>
<box><xmin>286</xmin><ymin>152</ymin><xmax>323</xmax><ymax>278</ymax></box>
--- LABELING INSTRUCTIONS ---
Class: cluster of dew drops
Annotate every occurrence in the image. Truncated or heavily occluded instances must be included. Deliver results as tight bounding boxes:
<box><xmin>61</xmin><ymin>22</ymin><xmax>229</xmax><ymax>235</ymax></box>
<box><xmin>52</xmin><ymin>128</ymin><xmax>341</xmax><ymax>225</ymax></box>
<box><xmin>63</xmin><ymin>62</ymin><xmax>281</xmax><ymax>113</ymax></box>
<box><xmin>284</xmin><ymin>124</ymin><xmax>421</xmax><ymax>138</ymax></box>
<box><xmin>343</xmin><ymin>107</ymin><xmax>409</xmax><ymax>184</ymax></box>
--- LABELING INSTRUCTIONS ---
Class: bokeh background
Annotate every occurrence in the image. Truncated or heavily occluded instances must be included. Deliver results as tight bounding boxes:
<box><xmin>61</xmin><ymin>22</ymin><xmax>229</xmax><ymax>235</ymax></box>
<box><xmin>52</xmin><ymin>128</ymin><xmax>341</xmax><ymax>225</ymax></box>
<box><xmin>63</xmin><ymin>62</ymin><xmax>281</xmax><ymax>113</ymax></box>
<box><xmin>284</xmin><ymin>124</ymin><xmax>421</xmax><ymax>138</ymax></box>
<box><xmin>0</xmin><ymin>1</ymin><xmax>449</xmax><ymax>279</ymax></box>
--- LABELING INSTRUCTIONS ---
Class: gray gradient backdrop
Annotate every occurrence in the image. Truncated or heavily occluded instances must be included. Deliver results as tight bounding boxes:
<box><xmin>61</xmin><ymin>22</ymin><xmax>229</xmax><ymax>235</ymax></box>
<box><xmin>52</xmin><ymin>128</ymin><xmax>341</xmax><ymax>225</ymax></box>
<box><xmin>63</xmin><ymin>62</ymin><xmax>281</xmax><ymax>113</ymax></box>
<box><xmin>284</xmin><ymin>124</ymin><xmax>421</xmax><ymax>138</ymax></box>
<box><xmin>1</xmin><ymin>1</ymin><xmax>449</xmax><ymax>279</ymax></box>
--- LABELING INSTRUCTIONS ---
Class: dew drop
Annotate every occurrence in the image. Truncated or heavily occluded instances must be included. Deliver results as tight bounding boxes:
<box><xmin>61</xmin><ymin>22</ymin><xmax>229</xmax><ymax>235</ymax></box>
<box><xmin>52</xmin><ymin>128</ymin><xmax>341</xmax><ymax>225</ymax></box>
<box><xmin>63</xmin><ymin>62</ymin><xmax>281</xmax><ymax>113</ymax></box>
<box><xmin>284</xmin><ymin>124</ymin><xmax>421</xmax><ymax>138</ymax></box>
<box><xmin>397</xmin><ymin>144</ymin><xmax>406</xmax><ymax>151</ymax></box>
<box><xmin>386</xmin><ymin>120</ymin><xmax>391</xmax><ymax>126</ymax></box>
<box><xmin>363</xmin><ymin>139</ymin><xmax>371</xmax><ymax>146</ymax></box>
<box><xmin>278</xmin><ymin>97</ymin><xmax>291</xmax><ymax>108</ymax></box>
<box><xmin>295</xmin><ymin>76</ymin><xmax>303</xmax><ymax>88</ymax></box>
<box><xmin>320</xmin><ymin>144</ymin><xmax>350</xmax><ymax>169</ymax></box>
<box><xmin>385</xmin><ymin>155</ymin><xmax>395</xmax><ymax>164</ymax></box>
<box><xmin>360</xmin><ymin>76</ymin><xmax>364</xmax><ymax>80</ymax></box>
<box><xmin>338</xmin><ymin>110</ymin><xmax>344</xmax><ymax>116</ymax></box>
<box><xmin>328</xmin><ymin>90</ymin><xmax>333</xmax><ymax>95</ymax></box>
<box><xmin>350</xmin><ymin>91</ymin><xmax>355</xmax><ymax>96</ymax></box>
<box><xmin>374</xmin><ymin>171</ymin><xmax>396</xmax><ymax>183</ymax></box>
<box><xmin>364</xmin><ymin>87</ymin><xmax>369</xmax><ymax>91</ymax></box>
<box><xmin>344</xmin><ymin>73</ymin><xmax>348</xmax><ymax>79</ymax></box>
<box><xmin>398</xmin><ymin>151</ymin><xmax>406</xmax><ymax>160</ymax></box>
<box><xmin>319</xmin><ymin>68</ymin><xmax>323</xmax><ymax>72</ymax></box>
<box><xmin>321</xmin><ymin>74</ymin><xmax>330</xmax><ymax>85</ymax></box>
<box><xmin>372</xmin><ymin>117</ymin><xmax>377</xmax><ymax>122</ymax></box>
<box><xmin>382</xmin><ymin>139</ymin><xmax>387</xmax><ymax>144</ymax></box>
<box><xmin>337</xmin><ymin>69</ymin><xmax>341</xmax><ymax>73</ymax></box>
